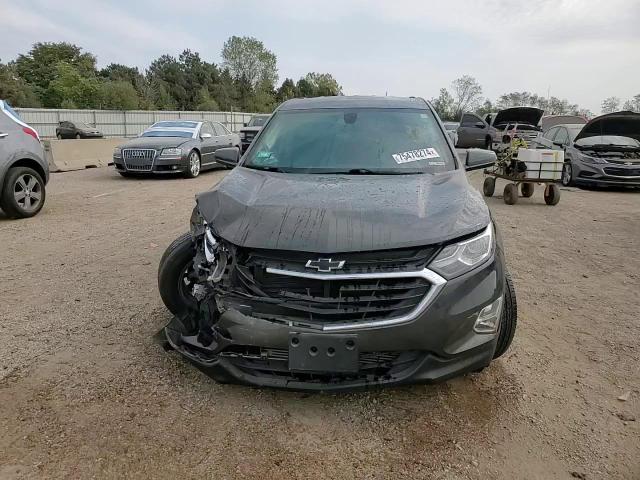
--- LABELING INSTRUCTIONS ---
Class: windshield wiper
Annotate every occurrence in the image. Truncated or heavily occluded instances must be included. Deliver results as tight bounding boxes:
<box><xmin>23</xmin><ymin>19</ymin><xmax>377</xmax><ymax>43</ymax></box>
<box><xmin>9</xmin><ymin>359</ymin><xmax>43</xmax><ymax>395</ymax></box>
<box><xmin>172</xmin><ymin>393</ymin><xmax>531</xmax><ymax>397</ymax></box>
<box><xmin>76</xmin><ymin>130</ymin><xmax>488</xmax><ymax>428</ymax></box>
<box><xmin>330</xmin><ymin>168</ymin><xmax>425</xmax><ymax>175</ymax></box>
<box><xmin>244</xmin><ymin>165</ymin><xmax>287</xmax><ymax>173</ymax></box>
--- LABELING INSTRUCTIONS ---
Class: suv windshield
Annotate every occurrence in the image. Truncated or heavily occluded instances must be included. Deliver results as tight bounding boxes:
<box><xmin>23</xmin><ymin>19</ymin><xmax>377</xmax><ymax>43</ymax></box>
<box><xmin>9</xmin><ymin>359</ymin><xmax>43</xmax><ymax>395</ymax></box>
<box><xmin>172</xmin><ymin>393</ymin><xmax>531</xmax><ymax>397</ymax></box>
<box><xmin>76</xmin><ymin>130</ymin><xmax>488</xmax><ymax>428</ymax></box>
<box><xmin>243</xmin><ymin>108</ymin><xmax>456</xmax><ymax>174</ymax></box>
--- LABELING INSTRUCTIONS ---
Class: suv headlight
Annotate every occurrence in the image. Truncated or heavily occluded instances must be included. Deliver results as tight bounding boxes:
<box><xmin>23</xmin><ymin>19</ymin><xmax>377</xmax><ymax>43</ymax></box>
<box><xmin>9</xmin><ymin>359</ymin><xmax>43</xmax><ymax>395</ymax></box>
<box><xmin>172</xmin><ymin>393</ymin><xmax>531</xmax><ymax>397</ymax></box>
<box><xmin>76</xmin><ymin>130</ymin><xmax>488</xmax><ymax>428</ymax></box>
<box><xmin>429</xmin><ymin>224</ymin><xmax>494</xmax><ymax>279</ymax></box>
<box><xmin>162</xmin><ymin>147</ymin><xmax>182</xmax><ymax>156</ymax></box>
<box><xmin>114</xmin><ymin>147</ymin><xmax>121</xmax><ymax>157</ymax></box>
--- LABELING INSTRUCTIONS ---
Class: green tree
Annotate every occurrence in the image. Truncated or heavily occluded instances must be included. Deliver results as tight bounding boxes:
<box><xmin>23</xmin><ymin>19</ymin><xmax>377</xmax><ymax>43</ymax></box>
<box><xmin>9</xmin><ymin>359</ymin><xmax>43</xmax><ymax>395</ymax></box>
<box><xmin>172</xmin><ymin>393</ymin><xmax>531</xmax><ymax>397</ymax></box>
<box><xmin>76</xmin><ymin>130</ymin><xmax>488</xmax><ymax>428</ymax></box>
<box><xmin>0</xmin><ymin>61</ymin><xmax>40</xmax><ymax>107</ymax></box>
<box><xmin>430</xmin><ymin>88</ymin><xmax>455</xmax><ymax>120</ymax></box>
<box><xmin>303</xmin><ymin>72</ymin><xmax>342</xmax><ymax>96</ymax></box>
<box><xmin>276</xmin><ymin>78</ymin><xmax>298</xmax><ymax>102</ymax></box>
<box><xmin>451</xmin><ymin>75</ymin><xmax>483</xmax><ymax>118</ymax></box>
<box><xmin>99</xmin><ymin>81</ymin><xmax>139</xmax><ymax>110</ymax></box>
<box><xmin>14</xmin><ymin>42</ymin><xmax>96</xmax><ymax>104</ymax></box>
<box><xmin>46</xmin><ymin>63</ymin><xmax>100</xmax><ymax>109</ymax></box>
<box><xmin>476</xmin><ymin>99</ymin><xmax>495</xmax><ymax>118</ymax></box>
<box><xmin>296</xmin><ymin>78</ymin><xmax>315</xmax><ymax>97</ymax></box>
<box><xmin>221</xmin><ymin>36</ymin><xmax>278</xmax><ymax>89</ymax></box>
<box><xmin>601</xmin><ymin>96</ymin><xmax>620</xmax><ymax>114</ymax></box>
<box><xmin>195</xmin><ymin>86</ymin><xmax>219</xmax><ymax>111</ymax></box>
<box><xmin>623</xmin><ymin>94</ymin><xmax>640</xmax><ymax>112</ymax></box>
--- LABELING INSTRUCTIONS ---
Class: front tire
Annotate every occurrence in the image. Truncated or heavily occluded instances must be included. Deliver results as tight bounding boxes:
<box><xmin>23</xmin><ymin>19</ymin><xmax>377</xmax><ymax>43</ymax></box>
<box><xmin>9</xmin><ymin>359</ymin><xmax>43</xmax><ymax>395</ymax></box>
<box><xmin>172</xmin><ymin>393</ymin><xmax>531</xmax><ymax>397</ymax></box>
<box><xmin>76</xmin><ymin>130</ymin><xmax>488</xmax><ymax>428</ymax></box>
<box><xmin>561</xmin><ymin>162</ymin><xmax>573</xmax><ymax>187</ymax></box>
<box><xmin>158</xmin><ymin>233</ymin><xmax>198</xmax><ymax>316</ymax></box>
<box><xmin>184</xmin><ymin>150</ymin><xmax>201</xmax><ymax>178</ymax></box>
<box><xmin>0</xmin><ymin>167</ymin><xmax>46</xmax><ymax>219</ymax></box>
<box><xmin>483</xmin><ymin>177</ymin><xmax>496</xmax><ymax>197</ymax></box>
<box><xmin>493</xmin><ymin>272</ymin><xmax>517</xmax><ymax>359</ymax></box>
<box><xmin>75</xmin><ymin>133</ymin><xmax>81</xmax><ymax>139</ymax></box>
<box><xmin>56</xmin><ymin>133</ymin><xmax>62</xmax><ymax>140</ymax></box>
<box><xmin>544</xmin><ymin>184</ymin><xmax>561</xmax><ymax>205</ymax></box>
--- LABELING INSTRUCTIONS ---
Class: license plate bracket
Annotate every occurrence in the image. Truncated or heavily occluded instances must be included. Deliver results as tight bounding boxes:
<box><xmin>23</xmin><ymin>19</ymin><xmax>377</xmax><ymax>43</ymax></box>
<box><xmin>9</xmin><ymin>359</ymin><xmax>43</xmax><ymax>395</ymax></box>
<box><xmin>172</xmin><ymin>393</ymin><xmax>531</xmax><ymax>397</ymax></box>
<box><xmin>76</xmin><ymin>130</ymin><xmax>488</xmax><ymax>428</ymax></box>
<box><xmin>288</xmin><ymin>333</ymin><xmax>359</xmax><ymax>373</ymax></box>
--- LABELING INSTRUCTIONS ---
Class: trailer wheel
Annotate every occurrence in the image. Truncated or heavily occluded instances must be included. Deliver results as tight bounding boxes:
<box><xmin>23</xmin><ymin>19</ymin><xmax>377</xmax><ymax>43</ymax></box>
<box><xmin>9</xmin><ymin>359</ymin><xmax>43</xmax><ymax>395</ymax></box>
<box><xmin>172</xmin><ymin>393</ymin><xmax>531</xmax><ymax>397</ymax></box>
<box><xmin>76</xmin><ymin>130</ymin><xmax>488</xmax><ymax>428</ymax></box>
<box><xmin>520</xmin><ymin>183</ymin><xmax>534</xmax><ymax>197</ymax></box>
<box><xmin>503</xmin><ymin>183</ymin><xmax>518</xmax><ymax>205</ymax></box>
<box><xmin>544</xmin><ymin>184</ymin><xmax>561</xmax><ymax>205</ymax></box>
<box><xmin>483</xmin><ymin>177</ymin><xmax>496</xmax><ymax>197</ymax></box>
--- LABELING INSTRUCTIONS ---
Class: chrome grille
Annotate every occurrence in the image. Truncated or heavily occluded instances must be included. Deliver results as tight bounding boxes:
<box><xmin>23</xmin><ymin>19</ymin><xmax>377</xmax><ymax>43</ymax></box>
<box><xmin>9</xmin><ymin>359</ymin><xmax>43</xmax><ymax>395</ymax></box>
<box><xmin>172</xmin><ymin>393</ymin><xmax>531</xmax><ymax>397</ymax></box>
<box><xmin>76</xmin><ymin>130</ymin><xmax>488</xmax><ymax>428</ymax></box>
<box><xmin>234</xmin><ymin>268</ymin><xmax>431</xmax><ymax>324</ymax></box>
<box><xmin>123</xmin><ymin>149</ymin><xmax>156</xmax><ymax>171</ymax></box>
<box><xmin>604</xmin><ymin>167</ymin><xmax>640</xmax><ymax>177</ymax></box>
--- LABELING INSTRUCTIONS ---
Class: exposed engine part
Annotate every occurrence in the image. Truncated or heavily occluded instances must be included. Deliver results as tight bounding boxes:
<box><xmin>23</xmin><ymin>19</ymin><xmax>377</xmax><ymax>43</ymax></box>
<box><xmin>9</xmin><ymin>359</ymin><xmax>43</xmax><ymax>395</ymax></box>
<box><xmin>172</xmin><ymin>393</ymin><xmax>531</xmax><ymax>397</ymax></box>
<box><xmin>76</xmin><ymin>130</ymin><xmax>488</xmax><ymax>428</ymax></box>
<box><xmin>202</xmin><ymin>227</ymin><xmax>229</xmax><ymax>283</ymax></box>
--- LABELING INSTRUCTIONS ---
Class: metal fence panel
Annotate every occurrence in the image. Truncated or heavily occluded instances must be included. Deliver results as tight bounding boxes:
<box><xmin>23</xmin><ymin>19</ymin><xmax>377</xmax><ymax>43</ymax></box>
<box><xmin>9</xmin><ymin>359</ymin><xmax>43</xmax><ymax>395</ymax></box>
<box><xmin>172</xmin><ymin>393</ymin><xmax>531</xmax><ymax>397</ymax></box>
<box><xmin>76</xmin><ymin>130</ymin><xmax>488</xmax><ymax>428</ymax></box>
<box><xmin>14</xmin><ymin>108</ymin><xmax>259</xmax><ymax>138</ymax></box>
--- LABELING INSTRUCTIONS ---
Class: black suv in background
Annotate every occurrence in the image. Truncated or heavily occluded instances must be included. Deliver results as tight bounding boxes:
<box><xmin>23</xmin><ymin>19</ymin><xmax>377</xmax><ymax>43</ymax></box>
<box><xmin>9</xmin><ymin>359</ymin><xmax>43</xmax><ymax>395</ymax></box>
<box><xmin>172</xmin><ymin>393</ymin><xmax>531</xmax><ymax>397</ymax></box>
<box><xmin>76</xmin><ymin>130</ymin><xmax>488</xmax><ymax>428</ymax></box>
<box><xmin>156</xmin><ymin>96</ymin><xmax>517</xmax><ymax>391</ymax></box>
<box><xmin>56</xmin><ymin>121</ymin><xmax>103</xmax><ymax>139</ymax></box>
<box><xmin>239</xmin><ymin>114</ymin><xmax>270</xmax><ymax>153</ymax></box>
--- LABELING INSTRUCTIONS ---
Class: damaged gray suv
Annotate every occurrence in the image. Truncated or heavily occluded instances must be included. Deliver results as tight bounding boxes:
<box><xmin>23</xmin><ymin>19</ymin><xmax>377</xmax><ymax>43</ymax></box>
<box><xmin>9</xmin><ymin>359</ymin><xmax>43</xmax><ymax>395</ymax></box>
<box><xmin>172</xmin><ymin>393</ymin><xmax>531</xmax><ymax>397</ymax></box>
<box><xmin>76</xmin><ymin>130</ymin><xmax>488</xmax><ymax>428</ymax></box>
<box><xmin>157</xmin><ymin>96</ymin><xmax>517</xmax><ymax>391</ymax></box>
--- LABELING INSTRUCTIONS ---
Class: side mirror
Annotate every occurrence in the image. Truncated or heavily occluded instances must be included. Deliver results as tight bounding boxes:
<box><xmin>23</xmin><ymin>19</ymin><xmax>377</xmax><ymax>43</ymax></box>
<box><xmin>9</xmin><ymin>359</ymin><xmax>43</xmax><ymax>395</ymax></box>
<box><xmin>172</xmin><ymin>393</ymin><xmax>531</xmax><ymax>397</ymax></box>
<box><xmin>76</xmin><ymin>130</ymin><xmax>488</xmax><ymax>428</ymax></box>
<box><xmin>214</xmin><ymin>146</ymin><xmax>240</xmax><ymax>166</ymax></box>
<box><xmin>474</xmin><ymin>121</ymin><xmax>485</xmax><ymax>129</ymax></box>
<box><xmin>201</xmin><ymin>133</ymin><xmax>212</xmax><ymax>139</ymax></box>
<box><xmin>465</xmin><ymin>148</ymin><xmax>496</xmax><ymax>171</ymax></box>
<box><xmin>553</xmin><ymin>141</ymin><xmax>565</xmax><ymax>148</ymax></box>
<box><xmin>243</xmin><ymin>122</ymin><xmax>248</xmax><ymax>127</ymax></box>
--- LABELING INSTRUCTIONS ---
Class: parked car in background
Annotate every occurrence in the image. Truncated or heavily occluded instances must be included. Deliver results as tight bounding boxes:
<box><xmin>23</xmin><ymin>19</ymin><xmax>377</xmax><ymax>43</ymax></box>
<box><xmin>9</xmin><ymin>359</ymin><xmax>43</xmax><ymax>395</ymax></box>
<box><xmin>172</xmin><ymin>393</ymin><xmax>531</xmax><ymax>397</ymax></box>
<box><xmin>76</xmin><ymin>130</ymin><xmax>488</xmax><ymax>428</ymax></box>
<box><xmin>156</xmin><ymin>95</ymin><xmax>516</xmax><ymax>391</ymax></box>
<box><xmin>485</xmin><ymin>107</ymin><xmax>544</xmax><ymax>146</ymax></box>
<box><xmin>443</xmin><ymin>121</ymin><xmax>459</xmax><ymax>146</ymax></box>
<box><xmin>239</xmin><ymin>114</ymin><xmax>270</xmax><ymax>153</ymax></box>
<box><xmin>113</xmin><ymin>120</ymin><xmax>240</xmax><ymax>178</ymax></box>
<box><xmin>456</xmin><ymin>113</ymin><xmax>494</xmax><ymax>149</ymax></box>
<box><xmin>0</xmin><ymin>100</ymin><xmax>49</xmax><ymax>218</ymax></box>
<box><xmin>540</xmin><ymin>115</ymin><xmax>587</xmax><ymax>133</ymax></box>
<box><xmin>56</xmin><ymin>121</ymin><xmax>103</xmax><ymax>139</ymax></box>
<box><xmin>539</xmin><ymin>111</ymin><xmax>640</xmax><ymax>188</ymax></box>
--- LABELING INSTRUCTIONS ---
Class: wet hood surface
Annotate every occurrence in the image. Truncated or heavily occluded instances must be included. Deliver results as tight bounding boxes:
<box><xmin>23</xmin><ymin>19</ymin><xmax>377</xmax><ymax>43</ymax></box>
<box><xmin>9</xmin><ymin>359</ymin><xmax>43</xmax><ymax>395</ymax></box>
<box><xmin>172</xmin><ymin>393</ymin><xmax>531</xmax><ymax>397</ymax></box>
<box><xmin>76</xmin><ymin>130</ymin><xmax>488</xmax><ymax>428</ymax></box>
<box><xmin>118</xmin><ymin>137</ymin><xmax>192</xmax><ymax>149</ymax></box>
<box><xmin>196</xmin><ymin>167</ymin><xmax>490</xmax><ymax>253</ymax></box>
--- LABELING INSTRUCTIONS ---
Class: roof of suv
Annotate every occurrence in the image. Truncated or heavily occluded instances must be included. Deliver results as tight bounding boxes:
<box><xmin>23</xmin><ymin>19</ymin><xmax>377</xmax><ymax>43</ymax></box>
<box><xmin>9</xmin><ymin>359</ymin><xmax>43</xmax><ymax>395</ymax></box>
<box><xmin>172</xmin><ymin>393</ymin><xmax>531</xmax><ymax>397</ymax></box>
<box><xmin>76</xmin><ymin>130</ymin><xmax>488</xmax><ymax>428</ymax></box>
<box><xmin>279</xmin><ymin>96</ymin><xmax>428</xmax><ymax>111</ymax></box>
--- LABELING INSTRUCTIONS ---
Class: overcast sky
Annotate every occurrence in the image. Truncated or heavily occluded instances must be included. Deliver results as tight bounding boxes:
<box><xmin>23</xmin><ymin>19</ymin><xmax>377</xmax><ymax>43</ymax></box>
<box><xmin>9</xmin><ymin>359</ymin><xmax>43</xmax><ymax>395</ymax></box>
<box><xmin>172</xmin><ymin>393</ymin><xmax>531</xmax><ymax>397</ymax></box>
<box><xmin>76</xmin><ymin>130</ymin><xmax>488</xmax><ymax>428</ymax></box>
<box><xmin>2</xmin><ymin>0</ymin><xmax>639</xmax><ymax>113</ymax></box>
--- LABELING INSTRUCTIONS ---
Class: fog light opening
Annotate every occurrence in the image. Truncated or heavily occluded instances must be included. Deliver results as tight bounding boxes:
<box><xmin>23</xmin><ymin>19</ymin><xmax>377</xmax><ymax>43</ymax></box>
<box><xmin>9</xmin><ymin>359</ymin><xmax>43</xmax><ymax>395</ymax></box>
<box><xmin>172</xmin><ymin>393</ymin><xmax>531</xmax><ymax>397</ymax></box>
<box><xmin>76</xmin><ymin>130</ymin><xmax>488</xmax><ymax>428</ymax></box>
<box><xmin>474</xmin><ymin>296</ymin><xmax>503</xmax><ymax>334</ymax></box>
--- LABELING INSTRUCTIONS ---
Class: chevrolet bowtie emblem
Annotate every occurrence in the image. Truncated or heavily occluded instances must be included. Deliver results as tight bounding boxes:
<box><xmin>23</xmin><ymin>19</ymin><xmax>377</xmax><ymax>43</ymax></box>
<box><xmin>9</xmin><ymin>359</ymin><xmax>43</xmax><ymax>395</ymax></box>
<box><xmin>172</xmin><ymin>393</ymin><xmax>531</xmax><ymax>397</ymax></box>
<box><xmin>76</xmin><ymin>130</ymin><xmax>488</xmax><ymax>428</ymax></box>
<box><xmin>305</xmin><ymin>258</ymin><xmax>345</xmax><ymax>272</ymax></box>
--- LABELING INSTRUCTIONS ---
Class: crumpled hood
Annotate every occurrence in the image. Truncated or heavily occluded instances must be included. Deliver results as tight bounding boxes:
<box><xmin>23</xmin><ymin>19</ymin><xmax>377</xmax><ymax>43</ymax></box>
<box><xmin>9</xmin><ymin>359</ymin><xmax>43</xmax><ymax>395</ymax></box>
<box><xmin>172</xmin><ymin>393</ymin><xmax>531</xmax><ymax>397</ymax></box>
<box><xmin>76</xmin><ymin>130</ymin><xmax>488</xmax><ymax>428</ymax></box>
<box><xmin>575</xmin><ymin>111</ymin><xmax>640</xmax><ymax>142</ymax></box>
<box><xmin>118</xmin><ymin>137</ymin><xmax>191</xmax><ymax>149</ymax></box>
<box><xmin>493</xmin><ymin>107</ymin><xmax>544</xmax><ymax>126</ymax></box>
<box><xmin>196</xmin><ymin>167</ymin><xmax>490</xmax><ymax>253</ymax></box>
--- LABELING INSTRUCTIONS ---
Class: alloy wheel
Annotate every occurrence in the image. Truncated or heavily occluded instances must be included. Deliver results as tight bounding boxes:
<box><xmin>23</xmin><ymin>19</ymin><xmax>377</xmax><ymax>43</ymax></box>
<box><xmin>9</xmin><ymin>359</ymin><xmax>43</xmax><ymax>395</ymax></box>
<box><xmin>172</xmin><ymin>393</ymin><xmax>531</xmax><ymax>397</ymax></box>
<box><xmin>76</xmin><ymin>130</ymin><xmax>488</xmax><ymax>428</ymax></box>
<box><xmin>13</xmin><ymin>174</ymin><xmax>43</xmax><ymax>212</ymax></box>
<box><xmin>562</xmin><ymin>163</ymin><xmax>572</xmax><ymax>186</ymax></box>
<box><xmin>189</xmin><ymin>152</ymin><xmax>201</xmax><ymax>177</ymax></box>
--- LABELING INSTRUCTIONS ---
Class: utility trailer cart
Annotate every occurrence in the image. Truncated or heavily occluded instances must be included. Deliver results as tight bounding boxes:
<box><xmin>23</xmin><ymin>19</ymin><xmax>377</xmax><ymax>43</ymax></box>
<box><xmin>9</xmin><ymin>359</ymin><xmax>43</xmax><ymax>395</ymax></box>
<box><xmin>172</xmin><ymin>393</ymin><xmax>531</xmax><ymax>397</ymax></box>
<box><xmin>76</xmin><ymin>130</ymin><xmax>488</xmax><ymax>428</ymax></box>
<box><xmin>482</xmin><ymin>142</ymin><xmax>563</xmax><ymax>205</ymax></box>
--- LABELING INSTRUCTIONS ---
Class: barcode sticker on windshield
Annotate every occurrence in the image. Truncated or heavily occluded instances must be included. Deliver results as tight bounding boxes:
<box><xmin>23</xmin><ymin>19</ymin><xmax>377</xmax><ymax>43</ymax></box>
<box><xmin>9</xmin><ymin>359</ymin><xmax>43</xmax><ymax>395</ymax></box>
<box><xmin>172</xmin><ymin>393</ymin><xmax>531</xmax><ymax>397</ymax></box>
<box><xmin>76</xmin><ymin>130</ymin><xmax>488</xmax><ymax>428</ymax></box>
<box><xmin>392</xmin><ymin>148</ymin><xmax>440</xmax><ymax>164</ymax></box>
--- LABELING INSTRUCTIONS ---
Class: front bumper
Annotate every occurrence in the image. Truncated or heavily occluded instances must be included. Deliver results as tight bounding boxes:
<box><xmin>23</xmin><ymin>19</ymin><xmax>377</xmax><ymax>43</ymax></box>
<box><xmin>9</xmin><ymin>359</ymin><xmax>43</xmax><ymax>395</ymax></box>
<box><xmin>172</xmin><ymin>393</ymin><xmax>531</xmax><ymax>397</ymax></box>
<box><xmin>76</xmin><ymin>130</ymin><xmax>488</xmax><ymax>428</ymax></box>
<box><xmin>164</xmin><ymin>250</ymin><xmax>506</xmax><ymax>391</ymax></box>
<box><xmin>575</xmin><ymin>162</ymin><xmax>640</xmax><ymax>187</ymax></box>
<box><xmin>113</xmin><ymin>155</ymin><xmax>187</xmax><ymax>174</ymax></box>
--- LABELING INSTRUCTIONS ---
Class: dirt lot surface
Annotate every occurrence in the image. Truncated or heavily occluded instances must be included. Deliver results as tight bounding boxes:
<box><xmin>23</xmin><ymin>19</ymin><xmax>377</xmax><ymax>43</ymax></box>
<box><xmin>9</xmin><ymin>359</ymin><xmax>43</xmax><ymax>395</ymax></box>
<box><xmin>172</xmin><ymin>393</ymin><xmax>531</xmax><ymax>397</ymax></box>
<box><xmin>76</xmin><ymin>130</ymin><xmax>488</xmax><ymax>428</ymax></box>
<box><xmin>1</xmin><ymin>167</ymin><xmax>638</xmax><ymax>479</ymax></box>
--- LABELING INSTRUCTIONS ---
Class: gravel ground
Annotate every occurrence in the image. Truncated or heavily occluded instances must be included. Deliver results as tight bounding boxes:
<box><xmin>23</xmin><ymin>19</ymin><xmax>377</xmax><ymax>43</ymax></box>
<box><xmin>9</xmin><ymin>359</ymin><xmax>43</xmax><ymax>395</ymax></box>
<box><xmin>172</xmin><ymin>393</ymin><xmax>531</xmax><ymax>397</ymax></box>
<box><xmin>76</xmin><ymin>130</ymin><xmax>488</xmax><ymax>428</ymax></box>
<box><xmin>0</xmin><ymin>167</ymin><xmax>638</xmax><ymax>479</ymax></box>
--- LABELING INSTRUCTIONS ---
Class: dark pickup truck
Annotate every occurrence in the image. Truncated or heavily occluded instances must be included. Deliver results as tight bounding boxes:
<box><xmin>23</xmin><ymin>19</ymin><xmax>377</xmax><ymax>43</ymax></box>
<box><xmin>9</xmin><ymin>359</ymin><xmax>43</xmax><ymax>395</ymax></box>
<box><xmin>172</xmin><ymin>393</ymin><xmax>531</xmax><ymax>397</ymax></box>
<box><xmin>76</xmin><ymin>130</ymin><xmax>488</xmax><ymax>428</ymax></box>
<box><xmin>239</xmin><ymin>114</ymin><xmax>270</xmax><ymax>153</ymax></box>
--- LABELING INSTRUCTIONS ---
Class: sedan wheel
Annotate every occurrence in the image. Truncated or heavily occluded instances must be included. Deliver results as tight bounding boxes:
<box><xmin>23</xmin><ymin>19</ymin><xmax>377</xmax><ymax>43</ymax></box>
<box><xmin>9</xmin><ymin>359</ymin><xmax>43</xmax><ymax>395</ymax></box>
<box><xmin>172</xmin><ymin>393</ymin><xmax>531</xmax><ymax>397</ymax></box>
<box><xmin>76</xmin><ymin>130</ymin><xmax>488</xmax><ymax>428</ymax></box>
<box><xmin>0</xmin><ymin>167</ymin><xmax>46</xmax><ymax>218</ymax></box>
<box><xmin>185</xmin><ymin>151</ymin><xmax>201</xmax><ymax>178</ymax></box>
<box><xmin>561</xmin><ymin>163</ymin><xmax>573</xmax><ymax>187</ymax></box>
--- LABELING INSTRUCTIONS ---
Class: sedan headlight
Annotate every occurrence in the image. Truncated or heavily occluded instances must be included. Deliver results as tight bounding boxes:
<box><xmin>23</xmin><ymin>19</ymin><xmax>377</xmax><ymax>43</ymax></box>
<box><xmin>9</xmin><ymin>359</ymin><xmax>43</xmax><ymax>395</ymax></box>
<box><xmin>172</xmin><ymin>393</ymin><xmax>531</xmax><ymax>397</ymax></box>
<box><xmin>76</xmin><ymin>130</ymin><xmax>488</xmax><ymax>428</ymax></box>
<box><xmin>113</xmin><ymin>147</ymin><xmax>121</xmax><ymax>157</ymax></box>
<box><xmin>429</xmin><ymin>224</ymin><xmax>494</xmax><ymax>279</ymax></box>
<box><xmin>162</xmin><ymin>147</ymin><xmax>182</xmax><ymax>156</ymax></box>
<box><xmin>579</xmin><ymin>153</ymin><xmax>606</xmax><ymax>165</ymax></box>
